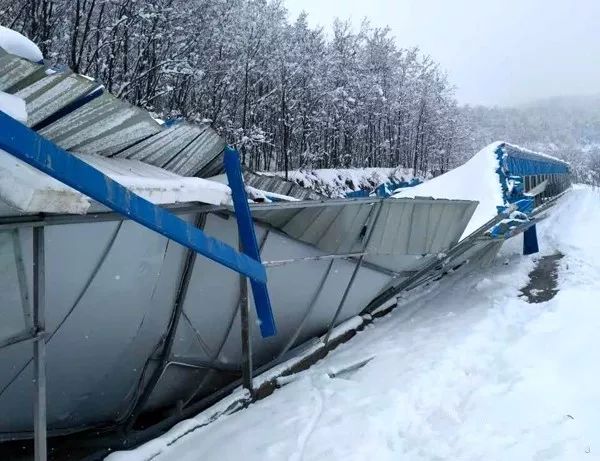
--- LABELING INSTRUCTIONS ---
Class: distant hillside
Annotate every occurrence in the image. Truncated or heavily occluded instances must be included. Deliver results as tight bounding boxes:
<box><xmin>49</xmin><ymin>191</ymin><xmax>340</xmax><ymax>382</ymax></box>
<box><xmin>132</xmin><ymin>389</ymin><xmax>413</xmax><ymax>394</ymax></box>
<box><xmin>461</xmin><ymin>94</ymin><xmax>600</xmax><ymax>184</ymax></box>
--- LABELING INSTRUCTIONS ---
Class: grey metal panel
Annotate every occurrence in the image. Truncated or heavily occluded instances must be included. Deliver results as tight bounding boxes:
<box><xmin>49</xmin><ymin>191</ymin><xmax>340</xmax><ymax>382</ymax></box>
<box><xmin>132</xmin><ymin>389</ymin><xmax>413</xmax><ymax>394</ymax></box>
<box><xmin>116</xmin><ymin>123</ymin><xmax>225</xmax><ymax>177</ymax></box>
<box><xmin>15</xmin><ymin>71</ymin><xmax>99</xmax><ymax>127</ymax></box>
<box><xmin>143</xmin><ymin>365</ymin><xmax>211</xmax><ymax>412</ymax></box>
<box><xmin>447</xmin><ymin>239</ymin><xmax>504</xmax><ymax>272</ymax></box>
<box><xmin>252</xmin><ymin>207</ymin><xmax>300</xmax><ymax>229</ymax></box>
<box><xmin>254</xmin><ymin>198</ymin><xmax>477</xmax><ymax>262</ymax></box>
<box><xmin>0</xmin><ymin>232</ymin><xmax>27</xmax><ymax>343</ymax></box>
<box><xmin>213</xmin><ymin>223</ymin><xmax>390</xmax><ymax>366</ymax></box>
<box><xmin>0</xmin><ymin>220</ymin><xmax>177</xmax><ymax>433</ymax></box>
<box><xmin>38</xmin><ymin>92</ymin><xmax>161</xmax><ymax>156</ymax></box>
<box><xmin>243</xmin><ymin>171</ymin><xmax>324</xmax><ymax>200</ymax></box>
<box><xmin>244</xmin><ymin>174</ymin><xmax>293</xmax><ymax>196</ymax></box>
<box><xmin>0</xmin><ymin>49</ymin><xmax>44</xmax><ymax>92</ymax></box>
<box><xmin>1</xmin><ymin>49</ymin><xmax>226</xmax><ymax>179</ymax></box>
<box><xmin>163</xmin><ymin>126</ymin><xmax>225</xmax><ymax>176</ymax></box>
<box><xmin>172</xmin><ymin>213</ymin><xmax>241</xmax><ymax>365</ymax></box>
<box><xmin>363</xmin><ymin>200</ymin><xmax>478</xmax><ymax>273</ymax></box>
<box><xmin>320</xmin><ymin>203</ymin><xmax>372</xmax><ymax>254</ymax></box>
<box><xmin>196</xmin><ymin>151</ymin><xmax>226</xmax><ymax>178</ymax></box>
<box><xmin>117</xmin><ymin>124</ymin><xmax>198</xmax><ymax>165</ymax></box>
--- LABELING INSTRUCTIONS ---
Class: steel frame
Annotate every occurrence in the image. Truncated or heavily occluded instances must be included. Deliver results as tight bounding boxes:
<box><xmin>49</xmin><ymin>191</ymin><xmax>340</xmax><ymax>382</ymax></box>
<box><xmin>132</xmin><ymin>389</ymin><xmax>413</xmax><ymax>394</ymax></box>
<box><xmin>32</xmin><ymin>226</ymin><xmax>46</xmax><ymax>461</ymax></box>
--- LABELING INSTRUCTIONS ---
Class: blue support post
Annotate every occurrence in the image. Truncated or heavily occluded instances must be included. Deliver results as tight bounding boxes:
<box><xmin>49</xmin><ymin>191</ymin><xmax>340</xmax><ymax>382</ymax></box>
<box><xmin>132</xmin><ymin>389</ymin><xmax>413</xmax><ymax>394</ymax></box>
<box><xmin>523</xmin><ymin>224</ymin><xmax>539</xmax><ymax>255</ymax></box>
<box><xmin>0</xmin><ymin>111</ymin><xmax>266</xmax><ymax>284</ymax></box>
<box><xmin>224</xmin><ymin>147</ymin><xmax>276</xmax><ymax>337</ymax></box>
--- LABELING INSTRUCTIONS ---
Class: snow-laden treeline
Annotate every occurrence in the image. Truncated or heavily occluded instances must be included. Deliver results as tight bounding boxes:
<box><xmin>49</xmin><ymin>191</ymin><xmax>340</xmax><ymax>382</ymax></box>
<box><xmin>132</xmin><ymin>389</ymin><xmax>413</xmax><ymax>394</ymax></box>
<box><xmin>0</xmin><ymin>0</ymin><xmax>468</xmax><ymax>176</ymax></box>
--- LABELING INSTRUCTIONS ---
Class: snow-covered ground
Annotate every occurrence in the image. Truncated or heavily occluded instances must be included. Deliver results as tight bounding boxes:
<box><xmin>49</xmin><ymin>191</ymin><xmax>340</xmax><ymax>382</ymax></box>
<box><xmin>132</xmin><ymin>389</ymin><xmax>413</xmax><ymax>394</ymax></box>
<box><xmin>108</xmin><ymin>186</ymin><xmax>599</xmax><ymax>461</ymax></box>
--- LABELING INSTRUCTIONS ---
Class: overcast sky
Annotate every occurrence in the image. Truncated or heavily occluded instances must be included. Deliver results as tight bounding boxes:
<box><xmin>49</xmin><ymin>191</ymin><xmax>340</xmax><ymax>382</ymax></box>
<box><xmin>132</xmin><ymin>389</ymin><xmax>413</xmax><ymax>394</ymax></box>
<box><xmin>284</xmin><ymin>0</ymin><xmax>600</xmax><ymax>107</ymax></box>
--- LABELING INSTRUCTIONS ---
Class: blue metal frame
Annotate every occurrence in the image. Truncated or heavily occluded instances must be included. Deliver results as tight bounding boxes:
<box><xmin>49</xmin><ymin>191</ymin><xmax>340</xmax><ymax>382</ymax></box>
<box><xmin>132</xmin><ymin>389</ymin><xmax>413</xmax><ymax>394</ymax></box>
<box><xmin>224</xmin><ymin>147</ymin><xmax>276</xmax><ymax>337</ymax></box>
<box><xmin>0</xmin><ymin>111</ymin><xmax>268</xmax><ymax>285</ymax></box>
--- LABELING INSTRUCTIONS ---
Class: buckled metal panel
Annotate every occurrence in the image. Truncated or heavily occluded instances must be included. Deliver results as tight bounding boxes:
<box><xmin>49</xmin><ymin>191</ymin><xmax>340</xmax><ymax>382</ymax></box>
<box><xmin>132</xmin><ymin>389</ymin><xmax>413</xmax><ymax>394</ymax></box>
<box><xmin>163</xmin><ymin>125</ymin><xmax>225</xmax><ymax>177</ymax></box>
<box><xmin>38</xmin><ymin>92</ymin><xmax>162</xmax><ymax>156</ymax></box>
<box><xmin>243</xmin><ymin>172</ymin><xmax>324</xmax><ymax>200</ymax></box>
<box><xmin>116</xmin><ymin>123</ymin><xmax>225</xmax><ymax>177</ymax></box>
<box><xmin>364</xmin><ymin>199</ymin><xmax>477</xmax><ymax>269</ymax></box>
<box><xmin>196</xmin><ymin>151</ymin><xmax>226</xmax><ymax>178</ymax></box>
<box><xmin>252</xmin><ymin>198</ymin><xmax>477</xmax><ymax>262</ymax></box>
<box><xmin>0</xmin><ymin>196</ymin><xmax>478</xmax><ymax>438</ymax></box>
<box><xmin>116</xmin><ymin>124</ymin><xmax>196</xmax><ymax>164</ymax></box>
<box><xmin>1</xmin><ymin>50</ymin><xmax>226</xmax><ymax>178</ymax></box>
<box><xmin>15</xmin><ymin>71</ymin><xmax>99</xmax><ymax>128</ymax></box>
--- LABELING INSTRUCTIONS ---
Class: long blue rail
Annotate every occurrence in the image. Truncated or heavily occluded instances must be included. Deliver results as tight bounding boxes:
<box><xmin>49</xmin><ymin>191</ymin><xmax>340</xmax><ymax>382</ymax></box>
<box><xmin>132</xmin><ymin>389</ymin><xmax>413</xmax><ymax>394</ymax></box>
<box><xmin>0</xmin><ymin>110</ymin><xmax>277</xmax><ymax>336</ymax></box>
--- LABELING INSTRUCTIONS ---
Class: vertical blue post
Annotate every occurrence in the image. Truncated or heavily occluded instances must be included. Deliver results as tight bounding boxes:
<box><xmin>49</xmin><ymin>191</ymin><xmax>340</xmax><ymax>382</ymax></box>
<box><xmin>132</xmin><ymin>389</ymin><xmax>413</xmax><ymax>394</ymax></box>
<box><xmin>523</xmin><ymin>224</ymin><xmax>539</xmax><ymax>255</ymax></box>
<box><xmin>224</xmin><ymin>147</ymin><xmax>276</xmax><ymax>338</ymax></box>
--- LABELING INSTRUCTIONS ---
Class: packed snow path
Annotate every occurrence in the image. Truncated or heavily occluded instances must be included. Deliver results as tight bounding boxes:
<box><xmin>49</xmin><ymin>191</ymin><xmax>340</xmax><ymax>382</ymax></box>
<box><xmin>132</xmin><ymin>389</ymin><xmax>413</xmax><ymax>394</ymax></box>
<box><xmin>109</xmin><ymin>186</ymin><xmax>600</xmax><ymax>461</ymax></box>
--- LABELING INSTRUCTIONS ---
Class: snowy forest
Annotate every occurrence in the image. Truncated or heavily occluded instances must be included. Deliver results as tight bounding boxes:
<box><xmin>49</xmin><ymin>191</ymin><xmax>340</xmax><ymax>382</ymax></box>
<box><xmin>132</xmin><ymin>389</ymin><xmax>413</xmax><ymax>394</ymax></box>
<box><xmin>0</xmin><ymin>0</ymin><xmax>467</xmax><ymax>176</ymax></box>
<box><xmin>1</xmin><ymin>0</ymin><xmax>599</xmax><ymax>183</ymax></box>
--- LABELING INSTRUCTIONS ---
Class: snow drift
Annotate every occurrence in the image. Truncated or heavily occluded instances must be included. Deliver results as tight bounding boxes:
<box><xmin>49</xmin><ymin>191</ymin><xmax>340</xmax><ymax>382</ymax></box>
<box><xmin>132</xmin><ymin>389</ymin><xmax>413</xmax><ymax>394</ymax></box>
<box><xmin>394</xmin><ymin>142</ymin><xmax>505</xmax><ymax>239</ymax></box>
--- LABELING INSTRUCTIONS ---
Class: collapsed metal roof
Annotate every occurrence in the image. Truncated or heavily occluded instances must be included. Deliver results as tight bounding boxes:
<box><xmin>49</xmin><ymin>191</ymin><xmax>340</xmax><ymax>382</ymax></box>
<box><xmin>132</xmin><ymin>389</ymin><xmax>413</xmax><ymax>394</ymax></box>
<box><xmin>243</xmin><ymin>171</ymin><xmax>325</xmax><ymax>200</ymax></box>
<box><xmin>0</xmin><ymin>48</ymin><xmax>225</xmax><ymax>178</ymax></box>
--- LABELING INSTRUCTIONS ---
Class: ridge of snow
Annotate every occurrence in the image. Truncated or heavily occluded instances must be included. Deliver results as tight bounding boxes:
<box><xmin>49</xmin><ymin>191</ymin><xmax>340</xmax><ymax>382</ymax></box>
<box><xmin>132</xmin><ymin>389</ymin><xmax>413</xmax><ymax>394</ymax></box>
<box><xmin>394</xmin><ymin>142</ymin><xmax>504</xmax><ymax>240</ymax></box>
<box><xmin>0</xmin><ymin>26</ymin><xmax>43</xmax><ymax>62</ymax></box>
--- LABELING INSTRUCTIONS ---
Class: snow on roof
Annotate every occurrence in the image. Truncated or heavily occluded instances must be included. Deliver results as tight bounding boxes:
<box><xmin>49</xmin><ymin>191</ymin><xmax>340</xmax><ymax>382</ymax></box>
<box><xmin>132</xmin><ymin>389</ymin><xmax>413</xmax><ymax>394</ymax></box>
<box><xmin>393</xmin><ymin>142</ymin><xmax>505</xmax><ymax>240</ymax></box>
<box><xmin>209</xmin><ymin>173</ymin><xmax>299</xmax><ymax>202</ymax></box>
<box><xmin>264</xmin><ymin>167</ymin><xmax>423</xmax><ymax>198</ymax></box>
<box><xmin>0</xmin><ymin>90</ymin><xmax>27</xmax><ymax>123</ymax></box>
<box><xmin>0</xmin><ymin>26</ymin><xmax>43</xmax><ymax>62</ymax></box>
<box><xmin>0</xmin><ymin>150</ymin><xmax>232</xmax><ymax>214</ymax></box>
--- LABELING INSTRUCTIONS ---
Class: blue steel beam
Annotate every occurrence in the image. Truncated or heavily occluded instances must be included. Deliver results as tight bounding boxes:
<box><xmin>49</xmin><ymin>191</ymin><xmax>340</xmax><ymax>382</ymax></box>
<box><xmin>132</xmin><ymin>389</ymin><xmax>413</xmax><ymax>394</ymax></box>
<box><xmin>224</xmin><ymin>147</ymin><xmax>276</xmax><ymax>337</ymax></box>
<box><xmin>0</xmin><ymin>110</ymin><xmax>267</xmax><ymax>284</ymax></box>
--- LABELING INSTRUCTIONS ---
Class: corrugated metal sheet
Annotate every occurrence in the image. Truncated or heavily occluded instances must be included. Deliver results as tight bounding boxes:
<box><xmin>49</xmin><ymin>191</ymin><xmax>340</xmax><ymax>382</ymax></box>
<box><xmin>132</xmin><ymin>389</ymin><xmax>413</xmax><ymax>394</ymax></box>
<box><xmin>38</xmin><ymin>92</ymin><xmax>162</xmax><ymax>156</ymax></box>
<box><xmin>0</xmin><ymin>48</ymin><xmax>45</xmax><ymax>92</ymax></box>
<box><xmin>244</xmin><ymin>172</ymin><xmax>324</xmax><ymax>200</ymax></box>
<box><xmin>163</xmin><ymin>125</ymin><xmax>225</xmax><ymax>176</ymax></box>
<box><xmin>116</xmin><ymin>122</ymin><xmax>226</xmax><ymax>177</ymax></box>
<box><xmin>116</xmin><ymin>124</ymin><xmax>198</xmax><ymax>164</ymax></box>
<box><xmin>253</xmin><ymin>197</ymin><xmax>476</xmax><ymax>263</ymax></box>
<box><xmin>15</xmin><ymin>71</ymin><xmax>99</xmax><ymax>128</ymax></box>
<box><xmin>1</xmin><ymin>50</ymin><xmax>226</xmax><ymax>177</ymax></box>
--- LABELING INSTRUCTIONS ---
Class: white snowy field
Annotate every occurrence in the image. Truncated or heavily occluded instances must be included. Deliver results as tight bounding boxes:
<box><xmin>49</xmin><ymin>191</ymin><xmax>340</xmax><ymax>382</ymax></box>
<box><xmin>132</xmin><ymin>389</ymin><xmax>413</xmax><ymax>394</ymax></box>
<box><xmin>109</xmin><ymin>186</ymin><xmax>600</xmax><ymax>461</ymax></box>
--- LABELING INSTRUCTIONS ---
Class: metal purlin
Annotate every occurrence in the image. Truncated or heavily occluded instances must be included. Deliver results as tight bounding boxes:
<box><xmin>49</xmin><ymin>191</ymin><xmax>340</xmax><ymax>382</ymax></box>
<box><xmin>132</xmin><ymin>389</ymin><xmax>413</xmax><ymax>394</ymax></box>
<box><xmin>0</xmin><ymin>111</ymin><xmax>275</xmax><ymax>461</ymax></box>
